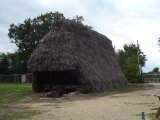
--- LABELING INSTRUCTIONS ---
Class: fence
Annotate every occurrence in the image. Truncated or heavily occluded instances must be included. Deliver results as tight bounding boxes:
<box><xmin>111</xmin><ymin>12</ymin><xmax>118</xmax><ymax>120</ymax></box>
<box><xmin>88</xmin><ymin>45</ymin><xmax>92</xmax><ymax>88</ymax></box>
<box><xmin>0</xmin><ymin>74</ymin><xmax>21</xmax><ymax>83</ymax></box>
<box><xmin>0</xmin><ymin>73</ymin><xmax>32</xmax><ymax>83</ymax></box>
<box><xmin>143</xmin><ymin>73</ymin><xmax>160</xmax><ymax>83</ymax></box>
<box><xmin>144</xmin><ymin>78</ymin><xmax>160</xmax><ymax>83</ymax></box>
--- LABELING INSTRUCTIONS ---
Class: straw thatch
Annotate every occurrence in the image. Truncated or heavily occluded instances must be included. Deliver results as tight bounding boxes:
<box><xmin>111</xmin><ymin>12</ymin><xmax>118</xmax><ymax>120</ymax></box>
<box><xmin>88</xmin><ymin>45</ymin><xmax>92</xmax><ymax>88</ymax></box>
<box><xmin>28</xmin><ymin>19</ymin><xmax>127</xmax><ymax>93</ymax></box>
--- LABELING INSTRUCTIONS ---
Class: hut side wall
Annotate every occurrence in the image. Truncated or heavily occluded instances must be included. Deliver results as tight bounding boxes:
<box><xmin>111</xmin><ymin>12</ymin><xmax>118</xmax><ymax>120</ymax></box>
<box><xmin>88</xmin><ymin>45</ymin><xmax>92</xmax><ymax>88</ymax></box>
<box><xmin>74</xmin><ymin>29</ymin><xmax>127</xmax><ymax>92</ymax></box>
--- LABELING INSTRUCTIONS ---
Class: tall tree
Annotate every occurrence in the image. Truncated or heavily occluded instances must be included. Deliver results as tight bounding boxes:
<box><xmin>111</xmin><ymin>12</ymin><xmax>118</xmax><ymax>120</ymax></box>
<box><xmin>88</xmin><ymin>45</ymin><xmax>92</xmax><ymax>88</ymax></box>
<box><xmin>0</xmin><ymin>53</ymin><xmax>9</xmax><ymax>74</ymax></box>
<box><xmin>7</xmin><ymin>52</ymin><xmax>27</xmax><ymax>74</ymax></box>
<box><xmin>8</xmin><ymin>12</ymin><xmax>65</xmax><ymax>73</ymax></box>
<box><xmin>117</xmin><ymin>43</ymin><xmax>147</xmax><ymax>83</ymax></box>
<box><xmin>152</xmin><ymin>67</ymin><xmax>159</xmax><ymax>73</ymax></box>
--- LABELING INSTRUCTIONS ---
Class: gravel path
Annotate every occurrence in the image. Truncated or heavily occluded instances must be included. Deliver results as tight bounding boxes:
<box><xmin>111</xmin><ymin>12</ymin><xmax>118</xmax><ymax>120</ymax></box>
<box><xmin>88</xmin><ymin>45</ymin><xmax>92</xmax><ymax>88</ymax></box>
<box><xmin>20</xmin><ymin>83</ymin><xmax>160</xmax><ymax>120</ymax></box>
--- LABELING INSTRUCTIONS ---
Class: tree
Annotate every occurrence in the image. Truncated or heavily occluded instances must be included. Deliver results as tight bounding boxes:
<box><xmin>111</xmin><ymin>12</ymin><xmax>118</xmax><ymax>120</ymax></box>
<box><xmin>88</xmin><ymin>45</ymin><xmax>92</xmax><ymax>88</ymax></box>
<box><xmin>117</xmin><ymin>43</ymin><xmax>147</xmax><ymax>83</ymax></box>
<box><xmin>74</xmin><ymin>15</ymin><xmax>84</xmax><ymax>23</ymax></box>
<box><xmin>8</xmin><ymin>12</ymin><xmax>65</xmax><ymax>73</ymax></box>
<box><xmin>0</xmin><ymin>53</ymin><xmax>9</xmax><ymax>74</ymax></box>
<box><xmin>7</xmin><ymin>52</ymin><xmax>27</xmax><ymax>74</ymax></box>
<box><xmin>152</xmin><ymin>67</ymin><xmax>159</xmax><ymax>72</ymax></box>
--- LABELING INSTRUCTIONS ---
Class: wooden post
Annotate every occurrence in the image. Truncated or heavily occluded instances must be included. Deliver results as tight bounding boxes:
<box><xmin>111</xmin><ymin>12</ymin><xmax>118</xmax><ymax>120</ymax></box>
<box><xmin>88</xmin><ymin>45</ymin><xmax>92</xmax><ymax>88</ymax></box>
<box><xmin>137</xmin><ymin>40</ymin><xmax>140</xmax><ymax>75</ymax></box>
<box><xmin>142</xmin><ymin>112</ymin><xmax>145</xmax><ymax>120</ymax></box>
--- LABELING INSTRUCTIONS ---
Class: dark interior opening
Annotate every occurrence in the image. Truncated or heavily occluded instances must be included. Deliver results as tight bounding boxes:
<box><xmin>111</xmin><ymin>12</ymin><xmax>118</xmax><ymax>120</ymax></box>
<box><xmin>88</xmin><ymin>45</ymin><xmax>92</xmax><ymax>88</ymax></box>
<box><xmin>32</xmin><ymin>70</ymin><xmax>82</xmax><ymax>93</ymax></box>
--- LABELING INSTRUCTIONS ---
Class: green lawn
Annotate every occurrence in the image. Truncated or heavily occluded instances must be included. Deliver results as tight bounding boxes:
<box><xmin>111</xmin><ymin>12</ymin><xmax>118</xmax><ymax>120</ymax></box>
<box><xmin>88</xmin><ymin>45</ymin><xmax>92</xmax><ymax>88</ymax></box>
<box><xmin>0</xmin><ymin>83</ymin><xmax>32</xmax><ymax>105</ymax></box>
<box><xmin>0</xmin><ymin>84</ymin><xmax>42</xmax><ymax>120</ymax></box>
<box><xmin>0</xmin><ymin>109</ymin><xmax>42</xmax><ymax>120</ymax></box>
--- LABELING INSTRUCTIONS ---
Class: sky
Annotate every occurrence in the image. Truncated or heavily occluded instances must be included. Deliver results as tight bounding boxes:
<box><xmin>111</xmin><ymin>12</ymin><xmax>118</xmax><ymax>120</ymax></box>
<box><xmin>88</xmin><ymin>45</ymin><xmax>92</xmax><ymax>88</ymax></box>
<box><xmin>0</xmin><ymin>0</ymin><xmax>160</xmax><ymax>72</ymax></box>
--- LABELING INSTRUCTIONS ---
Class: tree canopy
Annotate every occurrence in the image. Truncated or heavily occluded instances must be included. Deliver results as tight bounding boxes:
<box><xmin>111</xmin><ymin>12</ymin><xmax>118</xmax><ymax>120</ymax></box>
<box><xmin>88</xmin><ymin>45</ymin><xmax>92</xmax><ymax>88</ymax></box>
<box><xmin>152</xmin><ymin>67</ymin><xmax>159</xmax><ymax>73</ymax></box>
<box><xmin>0</xmin><ymin>53</ymin><xmax>9</xmax><ymax>74</ymax></box>
<box><xmin>117</xmin><ymin>43</ymin><xmax>147</xmax><ymax>83</ymax></box>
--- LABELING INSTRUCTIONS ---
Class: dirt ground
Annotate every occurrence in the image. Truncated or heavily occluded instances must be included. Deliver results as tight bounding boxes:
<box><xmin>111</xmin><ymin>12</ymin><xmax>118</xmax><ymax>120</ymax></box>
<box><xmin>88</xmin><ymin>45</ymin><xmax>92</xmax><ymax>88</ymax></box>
<box><xmin>17</xmin><ymin>83</ymin><xmax>160</xmax><ymax>120</ymax></box>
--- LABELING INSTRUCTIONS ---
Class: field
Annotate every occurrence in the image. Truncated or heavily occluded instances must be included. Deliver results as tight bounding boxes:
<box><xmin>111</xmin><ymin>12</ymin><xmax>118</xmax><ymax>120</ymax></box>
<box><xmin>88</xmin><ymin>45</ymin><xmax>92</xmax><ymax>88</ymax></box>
<box><xmin>0</xmin><ymin>84</ymin><xmax>42</xmax><ymax>120</ymax></box>
<box><xmin>0</xmin><ymin>83</ymin><xmax>160</xmax><ymax>120</ymax></box>
<box><xmin>0</xmin><ymin>84</ymin><xmax>32</xmax><ymax>105</ymax></box>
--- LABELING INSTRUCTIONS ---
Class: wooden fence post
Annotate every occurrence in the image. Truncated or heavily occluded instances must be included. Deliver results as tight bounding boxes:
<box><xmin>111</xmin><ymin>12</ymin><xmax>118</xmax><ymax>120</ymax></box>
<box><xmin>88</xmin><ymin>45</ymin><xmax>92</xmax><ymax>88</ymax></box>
<box><xmin>142</xmin><ymin>112</ymin><xmax>145</xmax><ymax>120</ymax></box>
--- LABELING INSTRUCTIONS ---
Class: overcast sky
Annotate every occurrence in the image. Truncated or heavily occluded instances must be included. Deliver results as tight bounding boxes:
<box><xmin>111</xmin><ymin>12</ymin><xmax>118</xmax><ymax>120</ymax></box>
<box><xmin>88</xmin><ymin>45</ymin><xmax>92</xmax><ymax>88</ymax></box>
<box><xmin>1</xmin><ymin>0</ymin><xmax>160</xmax><ymax>72</ymax></box>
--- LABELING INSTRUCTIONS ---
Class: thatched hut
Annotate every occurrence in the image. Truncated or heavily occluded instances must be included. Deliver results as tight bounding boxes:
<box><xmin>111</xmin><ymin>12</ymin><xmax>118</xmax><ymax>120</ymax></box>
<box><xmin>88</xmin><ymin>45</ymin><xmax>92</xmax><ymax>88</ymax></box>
<box><xmin>28</xmin><ymin>20</ymin><xmax>127</xmax><ymax>93</ymax></box>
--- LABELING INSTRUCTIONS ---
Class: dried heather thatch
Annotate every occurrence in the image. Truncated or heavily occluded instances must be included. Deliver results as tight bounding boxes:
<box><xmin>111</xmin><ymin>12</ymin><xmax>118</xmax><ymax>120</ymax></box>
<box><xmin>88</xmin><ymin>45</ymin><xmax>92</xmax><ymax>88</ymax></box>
<box><xmin>28</xmin><ymin>19</ymin><xmax>127</xmax><ymax>92</ymax></box>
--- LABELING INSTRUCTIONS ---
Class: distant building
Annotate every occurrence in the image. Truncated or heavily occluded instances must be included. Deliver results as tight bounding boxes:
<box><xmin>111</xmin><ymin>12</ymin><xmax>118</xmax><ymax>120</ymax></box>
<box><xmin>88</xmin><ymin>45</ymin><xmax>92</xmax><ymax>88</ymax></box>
<box><xmin>143</xmin><ymin>72</ymin><xmax>160</xmax><ymax>83</ymax></box>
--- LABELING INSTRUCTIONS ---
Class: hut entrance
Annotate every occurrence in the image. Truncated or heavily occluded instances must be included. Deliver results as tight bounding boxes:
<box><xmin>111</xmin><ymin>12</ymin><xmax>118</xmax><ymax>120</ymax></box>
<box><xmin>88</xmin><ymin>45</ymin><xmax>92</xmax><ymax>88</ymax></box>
<box><xmin>32</xmin><ymin>70</ymin><xmax>82</xmax><ymax>93</ymax></box>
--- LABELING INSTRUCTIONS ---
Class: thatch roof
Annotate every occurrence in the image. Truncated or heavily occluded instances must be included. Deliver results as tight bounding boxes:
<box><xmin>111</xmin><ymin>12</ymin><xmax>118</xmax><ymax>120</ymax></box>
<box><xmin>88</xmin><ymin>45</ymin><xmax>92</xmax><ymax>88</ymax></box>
<box><xmin>28</xmin><ymin>19</ymin><xmax>127</xmax><ymax>92</ymax></box>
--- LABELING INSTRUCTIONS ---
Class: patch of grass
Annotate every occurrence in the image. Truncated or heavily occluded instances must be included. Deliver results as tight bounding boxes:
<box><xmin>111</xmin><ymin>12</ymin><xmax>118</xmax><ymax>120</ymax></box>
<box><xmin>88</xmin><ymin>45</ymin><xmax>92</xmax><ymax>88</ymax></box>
<box><xmin>148</xmin><ymin>112</ymin><xmax>156</xmax><ymax>120</ymax></box>
<box><xmin>140</xmin><ymin>94</ymin><xmax>151</xmax><ymax>97</ymax></box>
<box><xmin>151</xmin><ymin>107</ymin><xmax>160</xmax><ymax>110</ymax></box>
<box><xmin>0</xmin><ymin>84</ymin><xmax>32</xmax><ymax>105</ymax></box>
<box><xmin>135</xmin><ymin>113</ymin><xmax>141</xmax><ymax>116</ymax></box>
<box><xmin>149</xmin><ymin>107</ymin><xmax>160</xmax><ymax>120</ymax></box>
<box><xmin>0</xmin><ymin>84</ymin><xmax>44</xmax><ymax>120</ymax></box>
<box><xmin>111</xmin><ymin>83</ymin><xmax>147</xmax><ymax>93</ymax></box>
<box><xmin>133</xmin><ymin>102</ymin><xmax>154</xmax><ymax>105</ymax></box>
<box><xmin>0</xmin><ymin>109</ymin><xmax>42</xmax><ymax>120</ymax></box>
